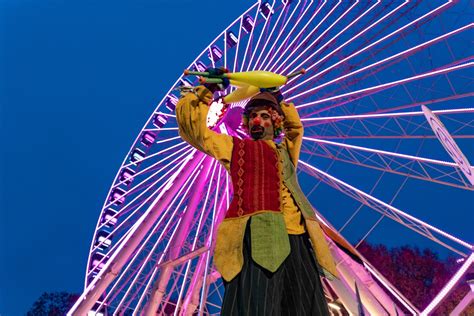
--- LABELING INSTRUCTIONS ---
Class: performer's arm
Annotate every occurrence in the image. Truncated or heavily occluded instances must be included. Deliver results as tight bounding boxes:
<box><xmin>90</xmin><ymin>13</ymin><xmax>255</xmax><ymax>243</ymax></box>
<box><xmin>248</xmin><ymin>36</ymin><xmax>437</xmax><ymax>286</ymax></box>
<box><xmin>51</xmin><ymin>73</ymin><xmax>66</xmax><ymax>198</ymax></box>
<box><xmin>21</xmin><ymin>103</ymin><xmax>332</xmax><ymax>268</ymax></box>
<box><xmin>281</xmin><ymin>101</ymin><xmax>303</xmax><ymax>167</ymax></box>
<box><xmin>176</xmin><ymin>86</ymin><xmax>233</xmax><ymax>169</ymax></box>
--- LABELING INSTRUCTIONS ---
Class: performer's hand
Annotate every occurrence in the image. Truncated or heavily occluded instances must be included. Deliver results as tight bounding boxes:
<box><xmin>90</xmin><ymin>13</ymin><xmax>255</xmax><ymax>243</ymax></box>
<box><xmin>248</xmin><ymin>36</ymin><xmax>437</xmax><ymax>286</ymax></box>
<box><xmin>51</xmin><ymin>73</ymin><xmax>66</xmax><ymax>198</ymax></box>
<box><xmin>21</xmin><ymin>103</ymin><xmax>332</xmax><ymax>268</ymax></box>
<box><xmin>204</xmin><ymin>68</ymin><xmax>230</xmax><ymax>93</ymax></box>
<box><xmin>260</xmin><ymin>87</ymin><xmax>284</xmax><ymax>103</ymax></box>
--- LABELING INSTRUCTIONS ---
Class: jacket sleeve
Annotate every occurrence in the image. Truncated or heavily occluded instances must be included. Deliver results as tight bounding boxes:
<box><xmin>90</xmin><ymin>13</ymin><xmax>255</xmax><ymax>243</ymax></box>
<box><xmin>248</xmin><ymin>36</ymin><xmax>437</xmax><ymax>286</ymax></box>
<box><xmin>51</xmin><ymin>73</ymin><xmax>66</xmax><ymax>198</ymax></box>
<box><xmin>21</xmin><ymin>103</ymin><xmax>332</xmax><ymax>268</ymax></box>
<box><xmin>281</xmin><ymin>101</ymin><xmax>303</xmax><ymax>167</ymax></box>
<box><xmin>175</xmin><ymin>86</ymin><xmax>233</xmax><ymax>170</ymax></box>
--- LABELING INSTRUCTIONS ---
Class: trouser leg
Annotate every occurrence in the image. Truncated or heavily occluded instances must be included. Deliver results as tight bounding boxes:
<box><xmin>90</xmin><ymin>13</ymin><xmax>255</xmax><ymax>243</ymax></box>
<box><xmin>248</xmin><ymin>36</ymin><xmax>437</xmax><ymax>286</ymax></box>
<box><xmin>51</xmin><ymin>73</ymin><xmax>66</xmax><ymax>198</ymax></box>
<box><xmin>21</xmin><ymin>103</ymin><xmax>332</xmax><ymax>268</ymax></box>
<box><xmin>221</xmin><ymin>223</ymin><xmax>284</xmax><ymax>316</ymax></box>
<box><xmin>281</xmin><ymin>234</ymin><xmax>329</xmax><ymax>316</ymax></box>
<box><xmin>221</xmin><ymin>227</ymin><xmax>329</xmax><ymax>316</ymax></box>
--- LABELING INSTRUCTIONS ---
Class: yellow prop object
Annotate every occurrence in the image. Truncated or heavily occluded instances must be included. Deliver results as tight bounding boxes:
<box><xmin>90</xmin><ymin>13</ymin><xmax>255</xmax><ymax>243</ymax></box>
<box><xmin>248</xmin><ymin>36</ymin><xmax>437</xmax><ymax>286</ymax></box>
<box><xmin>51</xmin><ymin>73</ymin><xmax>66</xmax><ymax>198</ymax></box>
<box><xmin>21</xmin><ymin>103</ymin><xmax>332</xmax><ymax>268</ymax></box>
<box><xmin>224</xmin><ymin>71</ymin><xmax>287</xmax><ymax>88</ymax></box>
<box><xmin>223</xmin><ymin>84</ymin><xmax>260</xmax><ymax>104</ymax></box>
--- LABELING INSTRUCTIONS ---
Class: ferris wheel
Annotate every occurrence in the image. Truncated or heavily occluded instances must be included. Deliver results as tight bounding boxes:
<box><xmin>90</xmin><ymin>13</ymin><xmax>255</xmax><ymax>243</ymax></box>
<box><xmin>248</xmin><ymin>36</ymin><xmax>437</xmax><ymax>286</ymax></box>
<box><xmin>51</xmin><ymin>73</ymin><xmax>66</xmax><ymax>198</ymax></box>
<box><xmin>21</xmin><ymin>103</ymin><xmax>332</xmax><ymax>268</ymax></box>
<box><xmin>69</xmin><ymin>1</ymin><xmax>473</xmax><ymax>315</ymax></box>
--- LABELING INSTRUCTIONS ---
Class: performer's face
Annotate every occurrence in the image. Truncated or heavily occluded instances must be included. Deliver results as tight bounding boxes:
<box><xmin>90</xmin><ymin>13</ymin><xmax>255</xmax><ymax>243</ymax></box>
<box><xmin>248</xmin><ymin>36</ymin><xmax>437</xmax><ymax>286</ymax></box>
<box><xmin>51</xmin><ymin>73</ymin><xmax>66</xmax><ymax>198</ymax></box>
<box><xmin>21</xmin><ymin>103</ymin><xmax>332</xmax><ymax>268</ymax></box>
<box><xmin>248</xmin><ymin>107</ymin><xmax>274</xmax><ymax>141</ymax></box>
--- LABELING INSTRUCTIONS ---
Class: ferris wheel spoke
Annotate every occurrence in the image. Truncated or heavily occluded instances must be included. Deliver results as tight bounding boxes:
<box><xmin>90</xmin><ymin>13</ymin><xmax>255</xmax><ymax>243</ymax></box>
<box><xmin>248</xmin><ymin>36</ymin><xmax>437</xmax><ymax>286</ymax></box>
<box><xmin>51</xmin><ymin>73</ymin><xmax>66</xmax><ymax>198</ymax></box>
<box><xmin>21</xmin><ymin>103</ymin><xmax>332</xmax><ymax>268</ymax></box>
<box><xmin>102</xmin><ymin>146</ymin><xmax>194</xmax><ymax>222</ymax></box>
<box><xmin>302</xmin><ymin>136</ymin><xmax>473</xmax><ymax>189</ymax></box>
<box><xmin>88</xmin><ymin>152</ymin><xmax>204</xmax><ymax>280</ymax></box>
<box><xmin>120</xmin><ymin>139</ymin><xmax>187</xmax><ymax>170</ymax></box>
<box><xmin>239</xmin><ymin>4</ymin><xmax>260</xmax><ymax>72</ymax></box>
<box><xmin>287</xmin><ymin>23</ymin><xmax>472</xmax><ymax>100</ymax></box>
<box><xmin>110</xmin><ymin>143</ymin><xmax>191</xmax><ymax>191</ymax></box>
<box><xmin>293</xmin><ymin>62</ymin><xmax>473</xmax><ymax>109</ymax></box>
<box><xmin>252</xmin><ymin>0</ymin><xmax>301</xmax><ymax>71</ymax></box>
<box><xmin>277</xmin><ymin>0</ymin><xmax>410</xmax><ymax>86</ymax></box>
<box><xmin>244</xmin><ymin>0</ymin><xmax>277</xmax><ymax>72</ymax></box>
<box><xmin>298</xmin><ymin>159</ymin><xmax>472</xmax><ymax>255</ymax></box>
<box><xmin>259</xmin><ymin>0</ymin><xmax>319</xmax><ymax>71</ymax></box>
<box><xmin>70</xmin><ymin>152</ymin><xmax>206</xmax><ymax>315</ymax></box>
<box><xmin>101</xmin><ymin>162</ymin><xmax>205</xmax><ymax>312</ymax></box>
<box><xmin>302</xmin><ymin>108</ymin><xmax>474</xmax><ymax>141</ymax></box>
<box><xmin>143</xmin><ymin>159</ymin><xmax>219</xmax><ymax>314</ymax></box>
<box><xmin>276</xmin><ymin>0</ymin><xmax>374</xmax><ymax>76</ymax></box>
<box><xmin>270</xmin><ymin>0</ymin><xmax>344</xmax><ymax>74</ymax></box>
<box><xmin>285</xmin><ymin>1</ymin><xmax>450</xmax><ymax>96</ymax></box>
<box><xmin>175</xmin><ymin>162</ymin><xmax>222</xmax><ymax>311</ymax></box>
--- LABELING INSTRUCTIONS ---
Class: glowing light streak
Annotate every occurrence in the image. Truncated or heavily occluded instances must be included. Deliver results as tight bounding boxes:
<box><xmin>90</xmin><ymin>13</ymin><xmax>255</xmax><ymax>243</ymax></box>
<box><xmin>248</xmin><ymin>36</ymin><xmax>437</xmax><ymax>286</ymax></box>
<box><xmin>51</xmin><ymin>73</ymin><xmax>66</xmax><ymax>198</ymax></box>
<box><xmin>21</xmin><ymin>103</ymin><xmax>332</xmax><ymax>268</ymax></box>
<box><xmin>111</xmin><ymin>144</ymin><xmax>191</xmax><ymax>190</ymax></box>
<box><xmin>88</xmin><ymin>152</ymin><xmax>198</xmax><ymax>276</ymax></box>
<box><xmin>288</xmin><ymin>23</ymin><xmax>472</xmax><ymax>98</ymax></box>
<box><xmin>252</xmin><ymin>0</ymin><xmax>298</xmax><ymax>70</ymax></box>
<box><xmin>240</xmin><ymin>3</ymin><xmax>261</xmax><ymax>72</ymax></box>
<box><xmin>421</xmin><ymin>253</ymin><xmax>474</xmax><ymax>315</ymax></box>
<box><xmin>108</xmin><ymin>164</ymin><xmax>203</xmax><ymax>312</ymax></box>
<box><xmin>363</xmin><ymin>262</ymin><xmax>418</xmax><ymax>315</ymax></box>
<box><xmin>69</xmin><ymin>152</ymin><xmax>202</xmax><ymax>315</ymax></box>
<box><xmin>294</xmin><ymin>63</ymin><xmax>474</xmax><ymax>108</ymax></box>
<box><xmin>299</xmin><ymin>159</ymin><xmax>473</xmax><ymax>250</ymax></box>
<box><xmin>278</xmin><ymin>0</ymin><xmax>371</xmax><ymax>75</ymax></box>
<box><xmin>233</xmin><ymin>15</ymin><xmax>244</xmax><ymax>73</ymax></box>
<box><xmin>245</xmin><ymin>0</ymin><xmax>276</xmax><ymax>72</ymax></box>
<box><xmin>173</xmin><ymin>161</ymin><xmax>219</xmax><ymax>313</ymax></box>
<box><xmin>286</xmin><ymin>1</ymin><xmax>450</xmax><ymax>96</ymax></box>
<box><xmin>259</xmin><ymin>0</ymin><xmax>316</xmax><ymax>70</ymax></box>
<box><xmin>265</xmin><ymin>0</ymin><xmax>329</xmax><ymax>71</ymax></box>
<box><xmin>102</xmin><ymin>146</ymin><xmax>193</xmax><ymax>214</ymax></box>
<box><xmin>303</xmin><ymin>137</ymin><xmax>458</xmax><ymax>166</ymax></box>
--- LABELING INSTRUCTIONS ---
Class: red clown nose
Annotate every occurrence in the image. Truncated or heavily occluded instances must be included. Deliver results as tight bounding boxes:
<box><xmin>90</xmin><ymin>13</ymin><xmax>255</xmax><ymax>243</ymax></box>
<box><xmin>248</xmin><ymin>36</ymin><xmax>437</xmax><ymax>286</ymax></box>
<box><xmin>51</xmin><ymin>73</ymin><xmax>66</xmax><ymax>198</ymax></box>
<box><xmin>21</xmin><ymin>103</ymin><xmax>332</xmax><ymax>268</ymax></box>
<box><xmin>252</xmin><ymin>117</ymin><xmax>261</xmax><ymax>125</ymax></box>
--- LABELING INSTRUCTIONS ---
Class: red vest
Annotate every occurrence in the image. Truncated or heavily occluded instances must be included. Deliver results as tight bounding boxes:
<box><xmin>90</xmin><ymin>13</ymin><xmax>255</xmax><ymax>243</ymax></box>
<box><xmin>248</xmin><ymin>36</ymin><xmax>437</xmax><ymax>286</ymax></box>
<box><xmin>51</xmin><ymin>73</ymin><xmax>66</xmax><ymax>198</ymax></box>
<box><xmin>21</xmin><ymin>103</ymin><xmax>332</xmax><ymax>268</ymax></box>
<box><xmin>226</xmin><ymin>137</ymin><xmax>281</xmax><ymax>218</ymax></box>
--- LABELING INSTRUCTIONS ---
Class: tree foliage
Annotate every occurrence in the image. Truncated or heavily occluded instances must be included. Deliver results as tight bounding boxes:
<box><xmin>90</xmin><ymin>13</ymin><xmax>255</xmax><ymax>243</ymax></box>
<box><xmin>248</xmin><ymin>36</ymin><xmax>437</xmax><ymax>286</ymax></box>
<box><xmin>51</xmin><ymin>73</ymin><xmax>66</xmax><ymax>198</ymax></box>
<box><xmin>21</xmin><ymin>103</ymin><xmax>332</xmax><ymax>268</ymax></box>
<box><xmin>27</xmin><ymin>292</ymin><xmax>79</xmax><ymax>316</ymax></box>
<box><xmin>358</xmin><ymin>242</ymin><xmax>473</xmax><ymax>315</ymax></box>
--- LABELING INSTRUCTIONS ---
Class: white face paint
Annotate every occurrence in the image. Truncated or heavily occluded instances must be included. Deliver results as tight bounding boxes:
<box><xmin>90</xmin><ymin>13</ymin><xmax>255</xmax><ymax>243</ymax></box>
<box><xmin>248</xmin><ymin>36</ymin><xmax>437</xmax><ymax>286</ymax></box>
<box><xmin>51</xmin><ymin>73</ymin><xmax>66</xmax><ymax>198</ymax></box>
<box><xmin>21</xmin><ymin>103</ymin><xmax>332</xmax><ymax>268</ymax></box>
<box><xmin>248</xmin><ymin>107</ymin><xmax>274</xmax><ymax>140</ymax></box>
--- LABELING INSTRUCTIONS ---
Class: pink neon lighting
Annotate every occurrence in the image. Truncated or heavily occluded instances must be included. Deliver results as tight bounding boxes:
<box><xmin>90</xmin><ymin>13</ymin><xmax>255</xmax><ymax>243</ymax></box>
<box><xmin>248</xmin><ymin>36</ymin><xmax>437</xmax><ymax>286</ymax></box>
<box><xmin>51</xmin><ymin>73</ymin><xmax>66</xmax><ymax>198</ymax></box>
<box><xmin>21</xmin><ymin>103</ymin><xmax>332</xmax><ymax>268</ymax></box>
<box><xmin>294</xmin><ymin>63</ymin><xmax>473</xmax><ymax>108</ymax></box>
<box><xmin>298</xmin><ymin>160</ymin><xmax>473</xmax><ymax>250</ymax></box>
<box><xmin>288</xmin><ymin>24</ymin><xmax>472</xmax><ymax>99</ymax></box>
<box><xmin>252</xmin><ymin>0</ymin><xmax>296</xmax><ymax>70</ymax></box>
<box><xmin>245</xmin><ymin>1</ymin><xmax>276</xmax><ymax>71</ymax></box>
<box><xmin>421</xmin><ymin>253</ymin><xmax>474</xmax><ymax>315</ymax></box>
<box><xmin>303</xmin><ymin>136</ymin><xmax>458</xmax><ymax>166</ymax></box>
<box><xmin>257</xmin><ymin>1</ymin><xmax>308</xmax><ymax>69</ymax></box>
<box><xmin>277</xmin><ymin>0</ymin><xmax>370</xmax><ymax>75</ymax></box>
<box><xmin>285</xmin><ymin>1</ymin><xmax>450</xmax><ymax>96</ymax></box>
<box><xmin>272</xmin><ymin>0</ymin><xmax>341</xmax><ymax>73</ymax></box>
<box><xmin>363</xmin><ymin>263</ymin><xmax>418</xmax><ymax>315</ymax></box>
<box><xmin>279</xmin><ymin>0</ymin><xmax>407</xmax><ymax>84</ymax></box>
<box><xmin>260</xmin><ymin>0</ymin><xmax>323</xmax><ymax>70</ymax></box>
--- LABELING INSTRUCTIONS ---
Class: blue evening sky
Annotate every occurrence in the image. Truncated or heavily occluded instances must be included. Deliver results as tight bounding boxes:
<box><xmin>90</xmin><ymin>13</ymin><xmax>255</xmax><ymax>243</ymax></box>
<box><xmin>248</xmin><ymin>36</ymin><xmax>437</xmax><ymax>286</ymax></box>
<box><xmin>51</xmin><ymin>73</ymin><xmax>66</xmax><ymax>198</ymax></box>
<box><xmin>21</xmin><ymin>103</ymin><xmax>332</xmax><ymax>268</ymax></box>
<box><xmin>0</xmin><ymin>1</ymin><xmax>472</xmax><ymax>315</ymax></box>
<box><xmin>0</xmin><ymin>1</ymin><xmax>254</xmax><ymax>314</ymax></box>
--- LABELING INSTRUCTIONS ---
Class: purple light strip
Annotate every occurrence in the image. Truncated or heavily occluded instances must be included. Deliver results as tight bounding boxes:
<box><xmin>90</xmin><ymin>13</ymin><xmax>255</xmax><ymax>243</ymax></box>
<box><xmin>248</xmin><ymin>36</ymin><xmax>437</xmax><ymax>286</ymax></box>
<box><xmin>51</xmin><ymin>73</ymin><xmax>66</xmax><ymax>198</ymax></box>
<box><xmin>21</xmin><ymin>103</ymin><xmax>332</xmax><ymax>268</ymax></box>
<box><xmin>286</xmin><ymin>1</ymin><xmax>450</xmax><ymax>95</ymax></box>
<box><xmin>174</xmin><ymin>160</ymin><xmax>219</xmax><ymax>313</ymax></box>
<box><xmin>88</xmin><ymin>150</ymin><xmax>198</xmax><ymax>274</ymax></box>
<box><xmin>233</xmin><ymin>15</ymin><xmax>244</xmax><ymax>73</ymax></box>
<box><xmin>421</xmin><ymin>253</ymin><xmax>474</xmax><ymax>315</ymax></box>
<box><xmin>258</xmin><ymin>0</ymin><xmax>314</xmax><ymax>70</ymax></box>
<box><xmin>111</xmin><ymin>144</ymin><xmax>190</xmax><ymax>191</ymax></box>
<box><xmin>303</xmin><ymin>136</ymin><xmax>458</xmax><ymax>167</ymax></box>
<box><xmin>103</xmin><ymin>146</ymin><xmax>192</xmax><ymax>212</ymax></box>
<box><xmin>298</xmin><ymin>159</ymin><xmax>473</xmax><ymax>250</ymax></box>
<box><xmin>102</xmin><ymin>163</ymin><xmax>202</xmax><ymax>311</ymax></box>
<box><xmin>245</xmin><ymin>0</ymin><xmax>276</xmax><ymax>71</ymax></box>
<box><xmin>266</xmin><ymin>0</ymin><xmax>330</xmax><ymax>71</ymax></box>
<box><xmin>289</xmin><ymin>23</ymin><xmax>472</xmax><ymax>99</ymax></box>
<box><xmin>363</xmin><ymin>263</ymin><xmax>418</xmax><ymax>315</ymax></box>
<box><xmin>69</xmin><ymin>152</ymin><xmax>201</xmax><ymax>315</ymax></box>
<box><xmin>270</xmin><ymin>0</ymin><xmax>339</xmax><ymax>73</ymax></box>
<box><xmin>117</xmin><ymin>156</ymin><xmax>207</xmax><ymax>309</ymax></box>
<box><xmin>240</xmin><ymin>5</ymin><xmax>261</xmax><ymax>72</ymax></box>
<box><xmin>252</xmin><ymin>0</ymin><xmax>294</xmax><ymax>70</ymax></box>
<box><xmin>276</xmin><ymin>0</ymin><xmax>363</xmax><ymax>75</ymax></box>
<box><xmin>294</xmin><ymin>62</ymin><xmax>474</xmax><ymax>108</ymax></box>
